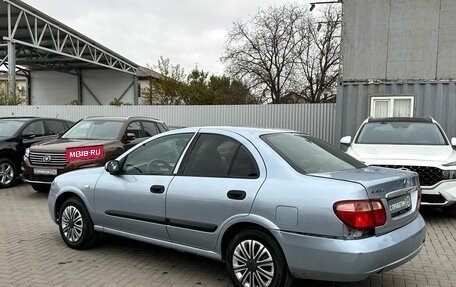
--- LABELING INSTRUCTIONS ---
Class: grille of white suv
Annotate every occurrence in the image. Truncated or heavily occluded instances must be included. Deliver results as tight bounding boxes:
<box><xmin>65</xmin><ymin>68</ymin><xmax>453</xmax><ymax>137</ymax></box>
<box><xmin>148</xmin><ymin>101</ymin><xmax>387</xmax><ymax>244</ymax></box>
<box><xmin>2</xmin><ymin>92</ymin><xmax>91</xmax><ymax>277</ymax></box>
<box><xmin>372</xmin><ymin>165</ymin><xmax>443</xmax><ymax>187</ymax></box>
<box><xmin>29</xmin><ymin>152</ymin><xmax>68</xmax><ymax>167</ymax></box>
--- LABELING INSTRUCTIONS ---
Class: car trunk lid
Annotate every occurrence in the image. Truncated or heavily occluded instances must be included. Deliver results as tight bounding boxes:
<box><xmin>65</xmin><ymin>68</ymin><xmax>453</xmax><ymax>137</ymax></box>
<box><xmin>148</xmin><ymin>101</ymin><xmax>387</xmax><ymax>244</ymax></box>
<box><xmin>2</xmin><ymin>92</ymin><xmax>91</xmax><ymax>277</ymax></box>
<box><xmin>310</xmin><ymin>166</ymin><xmax>420</xmax><ymax>235</ymax></box>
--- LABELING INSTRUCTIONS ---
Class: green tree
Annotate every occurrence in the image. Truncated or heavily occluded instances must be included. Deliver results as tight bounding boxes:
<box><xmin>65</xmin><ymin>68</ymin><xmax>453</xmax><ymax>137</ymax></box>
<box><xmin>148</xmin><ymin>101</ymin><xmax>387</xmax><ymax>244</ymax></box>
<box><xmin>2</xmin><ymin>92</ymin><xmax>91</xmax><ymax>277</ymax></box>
<box><xmin>208</xmin><ymin>76</ymin><xmax>259</xmax><ymax>104</ymax></box>
<box><xmin>0</xmin><ymin>82</ymin><xmax>26</xmax><ymax>105</ymax></box>
<box><xmin>142</xmin><ymin>56</ymin><xmax>187</xmax><ymax>105</ymax></box>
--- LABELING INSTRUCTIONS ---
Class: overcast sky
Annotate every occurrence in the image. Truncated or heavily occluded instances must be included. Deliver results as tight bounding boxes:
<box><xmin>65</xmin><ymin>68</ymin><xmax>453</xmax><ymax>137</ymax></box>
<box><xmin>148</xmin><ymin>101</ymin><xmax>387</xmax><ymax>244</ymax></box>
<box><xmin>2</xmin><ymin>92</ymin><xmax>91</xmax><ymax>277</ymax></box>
<box><xmin>22</xmin><ymin>0</ymin><xmax>308</xmax><ymax>75</ymax></box>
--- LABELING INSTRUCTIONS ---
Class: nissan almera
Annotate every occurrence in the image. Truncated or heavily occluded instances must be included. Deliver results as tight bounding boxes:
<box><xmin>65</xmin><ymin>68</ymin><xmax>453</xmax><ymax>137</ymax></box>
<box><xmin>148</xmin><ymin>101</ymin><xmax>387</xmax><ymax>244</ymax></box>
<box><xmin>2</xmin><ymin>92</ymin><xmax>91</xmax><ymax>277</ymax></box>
<box><xmin>48</xmin><ymin>127</ymin><xmax>426</xmax><ymax>287</ymax></box>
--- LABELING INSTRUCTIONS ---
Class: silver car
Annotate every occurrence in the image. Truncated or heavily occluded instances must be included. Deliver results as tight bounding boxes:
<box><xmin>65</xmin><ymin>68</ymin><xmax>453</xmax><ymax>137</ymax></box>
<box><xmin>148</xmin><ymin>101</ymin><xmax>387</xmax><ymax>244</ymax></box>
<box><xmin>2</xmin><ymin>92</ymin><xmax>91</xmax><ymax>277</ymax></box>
<box><xmin>48</xmin><ymin>127</ymin><xmax>426</xmax><ymax>287</ymax></box>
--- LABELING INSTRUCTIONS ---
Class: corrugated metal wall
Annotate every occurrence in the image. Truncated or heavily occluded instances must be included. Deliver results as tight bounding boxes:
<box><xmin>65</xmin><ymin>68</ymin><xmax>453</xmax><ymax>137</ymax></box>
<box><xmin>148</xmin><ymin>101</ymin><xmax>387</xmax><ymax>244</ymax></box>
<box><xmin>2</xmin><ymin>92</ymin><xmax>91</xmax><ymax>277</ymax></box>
<box><xmin>336</xmin><ymin>81</ymin><xmax>456</xmax><ymax>143</ymax></box>
<box><xmin>0</xmin><ymin>103</ymin><xmax>337</xmax><ymax>144</ymax></box>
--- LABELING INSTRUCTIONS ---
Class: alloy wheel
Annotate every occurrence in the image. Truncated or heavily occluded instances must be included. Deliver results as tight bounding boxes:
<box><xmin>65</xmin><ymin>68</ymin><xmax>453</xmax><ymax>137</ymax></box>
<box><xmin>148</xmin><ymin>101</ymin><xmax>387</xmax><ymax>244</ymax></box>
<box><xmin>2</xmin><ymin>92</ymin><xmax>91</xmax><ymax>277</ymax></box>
<box><xmin>232</xmin><ymin>239</ymin><xmax>275</xmax><ymax>287</ymax></box>
<box><xmin>61</xmin><ymin>206</ymin><xmax>84</xmax><ymax>243</ymax></box>
<box><xmin>0</xmin><ymin>162</ymin><xmax>14</xmax><ymax>185</ymax></box>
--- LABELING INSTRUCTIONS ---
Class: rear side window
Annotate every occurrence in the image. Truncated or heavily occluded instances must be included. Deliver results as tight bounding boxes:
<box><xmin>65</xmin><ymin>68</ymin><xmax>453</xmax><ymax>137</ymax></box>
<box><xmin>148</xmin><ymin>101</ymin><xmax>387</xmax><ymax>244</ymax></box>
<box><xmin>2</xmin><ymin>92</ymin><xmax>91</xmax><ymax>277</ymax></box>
<box><xmin>182</xmin><ymin>134</ymin><xmax>259</xmax><ymax>178</ymax></box>
<box><xmin>143</xmin><ymin>121</ymin><xmax>159</xmax><ymax>137</ymax></box>
<box><xmin>262</xmin><ymin>133</ymin><xmax>365</xmax><ymax>174</ymax></box>
<box><xmin>157</xmin><ymin>123</ymin><xmax>168</xmax><ymax>132</ymax></box>
<box><xmin>45</xmin><ymin>120</ymin><xmax>67</xmax><ymax>135</ymax></box>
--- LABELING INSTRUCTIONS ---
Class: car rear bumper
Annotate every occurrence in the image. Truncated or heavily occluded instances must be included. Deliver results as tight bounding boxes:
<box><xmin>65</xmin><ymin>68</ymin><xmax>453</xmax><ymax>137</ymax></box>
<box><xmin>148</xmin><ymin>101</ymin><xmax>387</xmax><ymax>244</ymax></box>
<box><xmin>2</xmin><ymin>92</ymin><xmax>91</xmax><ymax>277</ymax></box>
<box><xmin>274</xmin><ymin>215</ymin><xmax>426</xmax><ymax>282</ymax></box>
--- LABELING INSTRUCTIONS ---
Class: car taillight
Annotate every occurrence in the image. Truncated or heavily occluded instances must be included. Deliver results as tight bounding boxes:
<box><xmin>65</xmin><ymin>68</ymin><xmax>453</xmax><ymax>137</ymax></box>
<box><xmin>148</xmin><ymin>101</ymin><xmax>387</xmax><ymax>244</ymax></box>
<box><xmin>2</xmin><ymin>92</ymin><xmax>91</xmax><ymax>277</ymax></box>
<box><xmin>333</xmin><ymin>199</ymin><xmax>386</xmax><ymax>229</ymax></box>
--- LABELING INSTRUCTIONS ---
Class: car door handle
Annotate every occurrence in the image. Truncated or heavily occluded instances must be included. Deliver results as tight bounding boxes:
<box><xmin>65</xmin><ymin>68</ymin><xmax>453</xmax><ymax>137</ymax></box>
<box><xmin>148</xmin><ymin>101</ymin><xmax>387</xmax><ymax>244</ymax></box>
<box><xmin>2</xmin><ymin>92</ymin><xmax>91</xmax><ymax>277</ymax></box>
<box><xmin>150</xmin><ymin>185</ymin><xmax>165</xmax><ymax>194</ymax></box>
<box><xmin>227</xmin><ymin>190</ymin><xmax>246</xmax><ymax>200</ymax></box>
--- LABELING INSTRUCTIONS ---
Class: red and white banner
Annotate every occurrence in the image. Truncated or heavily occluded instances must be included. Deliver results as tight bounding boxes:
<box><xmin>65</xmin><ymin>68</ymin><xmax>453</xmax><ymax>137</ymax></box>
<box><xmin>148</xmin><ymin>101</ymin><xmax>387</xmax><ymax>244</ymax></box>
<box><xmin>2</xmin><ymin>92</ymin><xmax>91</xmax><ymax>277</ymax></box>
<box><xmin>66</xmin><ymin>145</ymin><xmax>105</xmax><ymax>162</ymax></box>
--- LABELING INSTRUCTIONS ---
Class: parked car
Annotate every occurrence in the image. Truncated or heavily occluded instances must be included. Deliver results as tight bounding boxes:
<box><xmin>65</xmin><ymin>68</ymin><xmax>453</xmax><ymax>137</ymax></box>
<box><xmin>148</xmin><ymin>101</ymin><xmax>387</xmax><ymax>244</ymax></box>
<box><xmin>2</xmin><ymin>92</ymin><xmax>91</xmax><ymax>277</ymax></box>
<box><xmin>48</xmin><ymin>127</ymin><xmax>425</xmax><ymax>286</ymax></box>
<box><xmin>341</xmin><ymin>117</ymin><xmax>456</xmax><ymax>216</ymax></box>
<box><xmin>0</xmin><ymin>116</ymin><xmax>73</xmax><ymax>188</ymax></box>
<box><xmin>23</xmin><ymin>116</ymin><xmax>167</xmax><ymax>192</ymax></box>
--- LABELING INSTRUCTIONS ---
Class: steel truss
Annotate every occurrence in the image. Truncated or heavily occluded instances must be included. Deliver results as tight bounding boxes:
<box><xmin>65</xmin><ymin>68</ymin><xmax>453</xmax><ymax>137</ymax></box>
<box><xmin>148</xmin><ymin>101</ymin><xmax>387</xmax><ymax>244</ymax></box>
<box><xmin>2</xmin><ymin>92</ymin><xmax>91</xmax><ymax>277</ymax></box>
<box><xmin>2</xmin><ymin>0</ymin><xmax>137</xmax><ymax>75</ymax></box>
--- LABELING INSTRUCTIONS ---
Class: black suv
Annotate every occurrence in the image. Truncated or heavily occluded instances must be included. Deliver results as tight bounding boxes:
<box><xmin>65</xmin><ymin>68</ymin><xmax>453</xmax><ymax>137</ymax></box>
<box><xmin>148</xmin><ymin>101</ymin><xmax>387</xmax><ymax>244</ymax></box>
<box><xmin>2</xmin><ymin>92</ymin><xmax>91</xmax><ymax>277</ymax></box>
<box><xmin>0</xmin><ymin>117</ymin><xmax>74</xmax><ymax>188</ymax></box>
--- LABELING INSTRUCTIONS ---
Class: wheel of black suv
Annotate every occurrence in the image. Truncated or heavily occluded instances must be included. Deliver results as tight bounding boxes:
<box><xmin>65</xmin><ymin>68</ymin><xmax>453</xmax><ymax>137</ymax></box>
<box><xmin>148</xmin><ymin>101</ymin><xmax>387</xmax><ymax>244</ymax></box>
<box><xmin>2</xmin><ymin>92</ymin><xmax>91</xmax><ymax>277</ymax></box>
<box><xmin>58</xmin><ymin>197</ymin><xmax>98</xmax><ymax>250</ymax></box>
<box><xmin>226</xmin><ymin>229</ymin><xmax>293</xmax><ymax>287</ymax></box>
<box><xmin>31</xmin><ymin>183</ymin><xmax>50</xmax><ymax>193</ymax></box>
<box><xmin>0</xmin><ymin>158</ymin><xmax>16</xmax><ymax>188</ymax></box>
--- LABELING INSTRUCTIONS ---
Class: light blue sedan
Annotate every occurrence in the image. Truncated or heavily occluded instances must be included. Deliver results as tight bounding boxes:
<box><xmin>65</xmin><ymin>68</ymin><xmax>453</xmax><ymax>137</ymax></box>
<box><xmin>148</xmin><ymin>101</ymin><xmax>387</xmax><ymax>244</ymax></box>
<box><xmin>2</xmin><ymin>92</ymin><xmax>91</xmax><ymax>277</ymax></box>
<box><xmin>48</xmin><ymin>127</ymin><xmax>426</xmax><ymax>287</ymax></box>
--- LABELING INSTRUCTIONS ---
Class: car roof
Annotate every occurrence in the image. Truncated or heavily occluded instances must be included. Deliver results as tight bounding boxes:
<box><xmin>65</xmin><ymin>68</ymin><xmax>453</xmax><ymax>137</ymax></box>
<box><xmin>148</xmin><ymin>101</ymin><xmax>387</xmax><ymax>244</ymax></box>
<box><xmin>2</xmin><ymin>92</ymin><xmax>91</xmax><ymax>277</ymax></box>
<box><xmin>367</xmin><ymin>117</ymin><xmax>434</xmax><ymax>124</ymax></box>
<box><xmin>82</xmin><ymin>116</ymin><xmax>163</xmax><ymax>122</ymax></box>
<box><xmin>174</xmin><ymin>126</ymin><xmax>300</xmax><ymax>138</ymax></box>
<box><xmin>0</xmin><ymin>116</ymin><xmax>72</xmax><ymax>122</ymax></box>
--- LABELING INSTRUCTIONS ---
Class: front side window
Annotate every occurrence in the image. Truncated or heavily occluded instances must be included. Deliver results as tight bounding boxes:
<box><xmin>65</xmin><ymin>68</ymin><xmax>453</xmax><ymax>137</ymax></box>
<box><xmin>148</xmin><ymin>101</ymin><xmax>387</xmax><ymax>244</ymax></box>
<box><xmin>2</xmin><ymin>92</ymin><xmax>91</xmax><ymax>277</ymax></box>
<box><xmin>62</xmin><ymin>120</ymin><xmax>123</xmax><ymax>140</ymax></box>
<box><xmin>356</xmin><ymin>122</ymin><xmax>447</xmax><ymax>145</ymax></box>
<box><xmin>122</xmin><ymin>133</ymin><xmax>194</xmax><ymax>175</ymax></box>
<box><xmin>262</xmin><ymin>133</ymin><xmax>365</xmax><ymax>174</ymax></box>
<box><xmin>182</xmin><ymin>134</ymin><xmax>259</xmax><ymax>178</ymax></box>
<box><xmin>126</xmin><ymin>121</ymin><xmax>142</xmax><ymax>138</ymax></box>
<box><xmin>22</xmin><ymin>121</ymin><xmax>45</xmax><ymax>136</ymax></box>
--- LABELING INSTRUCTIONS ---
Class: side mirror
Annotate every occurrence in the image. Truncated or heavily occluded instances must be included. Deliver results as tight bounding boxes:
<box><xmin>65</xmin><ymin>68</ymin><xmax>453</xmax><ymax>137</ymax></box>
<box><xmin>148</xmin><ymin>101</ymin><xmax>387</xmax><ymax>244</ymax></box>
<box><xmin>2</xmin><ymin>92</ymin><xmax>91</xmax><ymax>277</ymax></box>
<box><xmin>451</xmin><ymin>137</ymin><xmax>456</xmax><ymax>148</ymax></box>
<box><xmin>105</xmin><ymin>160</ymin><xmax>121</xmax><ymax>175</ymax></box>
<box><xmin>340</xmin><ymin>136</ymin><xmax>352</xmax><ymax>146</ymax></box>
<box><xmin>124</xmin><ymin>132</ymin><xmax>136</xmax><ymax>143</ymax></box>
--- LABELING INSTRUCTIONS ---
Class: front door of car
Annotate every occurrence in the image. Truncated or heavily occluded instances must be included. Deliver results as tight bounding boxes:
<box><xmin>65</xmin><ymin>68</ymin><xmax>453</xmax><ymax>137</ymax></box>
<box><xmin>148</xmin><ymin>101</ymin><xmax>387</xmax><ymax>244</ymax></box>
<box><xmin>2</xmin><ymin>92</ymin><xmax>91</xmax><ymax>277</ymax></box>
<box><xmin>94</xmin><ymin>133</ymin><xmax>195</xmax><ymax>241</ymax></box>
<box><xmin>166</xmin><ymin>131</ymin><xmax>266</xmax><ymax>250</ymax></box>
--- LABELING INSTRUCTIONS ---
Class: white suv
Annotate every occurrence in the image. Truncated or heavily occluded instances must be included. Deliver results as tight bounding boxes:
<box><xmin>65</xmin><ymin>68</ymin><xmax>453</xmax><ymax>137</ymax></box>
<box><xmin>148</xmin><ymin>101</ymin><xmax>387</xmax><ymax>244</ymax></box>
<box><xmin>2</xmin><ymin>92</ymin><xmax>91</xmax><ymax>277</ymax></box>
<box><xmin>341</xmin><ymin>117</ymin><xmax>456</xmax><ymax>216</ymax></box>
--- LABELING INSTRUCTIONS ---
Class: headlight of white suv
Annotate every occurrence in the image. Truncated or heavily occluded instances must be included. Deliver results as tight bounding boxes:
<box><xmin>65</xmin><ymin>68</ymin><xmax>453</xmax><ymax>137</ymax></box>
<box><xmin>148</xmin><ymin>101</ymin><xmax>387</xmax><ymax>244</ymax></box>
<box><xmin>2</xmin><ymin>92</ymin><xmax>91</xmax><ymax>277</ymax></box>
<box><xmin>443</xmin><ymin>161</ymin><xmax>456</xmax><ymax>167</ymax></box>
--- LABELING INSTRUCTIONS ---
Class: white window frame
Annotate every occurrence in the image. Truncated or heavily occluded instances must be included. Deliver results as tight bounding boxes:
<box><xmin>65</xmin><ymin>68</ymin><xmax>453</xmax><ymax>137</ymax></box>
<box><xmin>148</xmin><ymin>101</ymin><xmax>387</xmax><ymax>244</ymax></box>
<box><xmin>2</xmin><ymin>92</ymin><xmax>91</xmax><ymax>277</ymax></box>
<box><xmin>370</xmin><ymin>96</ymin><xmax>414</xmax><ymax>118</ymax></box>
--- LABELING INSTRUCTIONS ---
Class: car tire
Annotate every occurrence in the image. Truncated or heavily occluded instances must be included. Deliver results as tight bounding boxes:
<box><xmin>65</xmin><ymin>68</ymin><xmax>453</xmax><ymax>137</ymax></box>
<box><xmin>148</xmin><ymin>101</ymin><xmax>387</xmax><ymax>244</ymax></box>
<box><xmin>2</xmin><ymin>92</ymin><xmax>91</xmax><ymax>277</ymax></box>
<box><xmin>31</xmin><ymin>183</ymin><xmax>50</xmax><ymax>193</ymax></box>
<box><xmin>226</xmin><ymin>229</ymin><xmax>293</xmax><ymax>287</ymax></box>
<box><xmin>58</xmin><ymin>197</ymin><xmax>98</xmax><ymax>250</ymax></box>
<box><xmin>0</xmin><ymin>157</ymin><xmax>16</xmax><ymax>188</ymax></box>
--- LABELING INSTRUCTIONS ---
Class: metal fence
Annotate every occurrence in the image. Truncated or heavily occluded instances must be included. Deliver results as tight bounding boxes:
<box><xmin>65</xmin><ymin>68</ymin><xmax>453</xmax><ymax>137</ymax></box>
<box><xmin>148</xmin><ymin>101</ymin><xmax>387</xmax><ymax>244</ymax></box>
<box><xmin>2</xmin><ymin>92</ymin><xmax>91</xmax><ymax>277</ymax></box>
<box><xmin>0</xmin><ymin>104</ymin><xmax>337</xmax><ymax>144</ymax></box>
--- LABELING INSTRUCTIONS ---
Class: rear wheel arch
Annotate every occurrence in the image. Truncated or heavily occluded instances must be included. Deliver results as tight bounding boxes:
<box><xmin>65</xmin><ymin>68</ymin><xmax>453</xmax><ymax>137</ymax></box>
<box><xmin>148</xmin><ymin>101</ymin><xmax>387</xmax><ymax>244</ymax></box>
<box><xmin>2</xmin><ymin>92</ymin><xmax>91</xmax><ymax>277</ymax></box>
<box><xmin>221</xmin><ymin>222</ymin><xmax>282</xmax><ymax>261</ymax></box>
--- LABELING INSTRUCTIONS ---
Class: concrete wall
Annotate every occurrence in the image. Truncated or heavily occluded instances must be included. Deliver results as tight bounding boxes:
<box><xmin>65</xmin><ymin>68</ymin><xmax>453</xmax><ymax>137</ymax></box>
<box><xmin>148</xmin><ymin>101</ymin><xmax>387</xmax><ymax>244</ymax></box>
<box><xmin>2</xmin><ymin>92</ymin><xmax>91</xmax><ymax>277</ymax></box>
<box><xmin>342</xmin><ymin>0</ymin><xmax>456</xmax><ymax>81</ymax></box>
<box><xmin>30</xmin><ymin>71</ymin><xmax>77</xmax><ymax>105</ymax></box>
<box><xmin>82</xmin><ymin>70</ymin><xmax>135</xmax><ymax>105</ymax></box>
<box><xmin>30</xmin><ymin>69</ymin><xmax>135</xmax><ymax>105</ymax></box>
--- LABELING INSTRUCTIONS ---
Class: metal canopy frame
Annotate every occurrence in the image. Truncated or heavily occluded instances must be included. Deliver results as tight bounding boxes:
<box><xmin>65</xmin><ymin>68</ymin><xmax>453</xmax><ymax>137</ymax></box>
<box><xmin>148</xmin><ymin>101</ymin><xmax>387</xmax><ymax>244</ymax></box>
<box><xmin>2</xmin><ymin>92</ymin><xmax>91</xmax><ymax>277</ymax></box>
<box><xmin>1</xmin><ymin>0</ymin><xmax>139</xmax><ymax>103</ymax></box>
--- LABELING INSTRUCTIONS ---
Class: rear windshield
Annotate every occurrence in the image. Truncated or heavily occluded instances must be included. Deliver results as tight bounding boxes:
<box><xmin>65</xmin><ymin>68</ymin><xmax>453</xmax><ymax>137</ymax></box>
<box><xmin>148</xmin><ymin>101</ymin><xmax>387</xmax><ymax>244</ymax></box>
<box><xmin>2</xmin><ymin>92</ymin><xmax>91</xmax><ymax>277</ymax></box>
<box><xmin>261</xmin><ymin>133</ymin><xmax>365</xmax><ymax>174</ymax></box>
<box><xmin>0</xmin><ymin>120</ymin><xmax>25</xmax><ymax>136</ymax></box>
<box><xmin>62</xmin><ymin>120</ymin><xmax>123</xmax><ymax>140</ymax></box>
<box><xmin>356</xmin><ymin>122</ymin><xmax>447</xmax><ymax>145</ymax></box>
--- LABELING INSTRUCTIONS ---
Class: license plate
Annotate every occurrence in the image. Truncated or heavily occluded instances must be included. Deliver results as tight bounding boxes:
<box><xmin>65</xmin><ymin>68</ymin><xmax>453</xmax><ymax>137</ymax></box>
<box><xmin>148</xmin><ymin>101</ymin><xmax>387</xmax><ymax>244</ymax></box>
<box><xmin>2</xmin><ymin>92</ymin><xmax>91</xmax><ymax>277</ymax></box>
<box><xmin>34</xmin><ymin>168</ymin><xmax>57</xmax><ymax>176</ymax></box>
<box><xmin>388</xmin><ymin>194</ymin><xmax>412</xmax><ymax>215</ymax></box>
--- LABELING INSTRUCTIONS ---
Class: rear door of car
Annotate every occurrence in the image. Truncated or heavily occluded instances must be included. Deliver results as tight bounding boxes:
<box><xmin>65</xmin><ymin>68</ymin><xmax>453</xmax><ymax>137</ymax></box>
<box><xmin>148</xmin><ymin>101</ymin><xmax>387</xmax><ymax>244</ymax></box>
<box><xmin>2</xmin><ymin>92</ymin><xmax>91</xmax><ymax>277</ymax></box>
<box><xmin>165</xmin><ymin>129</ymin><xmax>266</xmax><ymax>250</ymax></box>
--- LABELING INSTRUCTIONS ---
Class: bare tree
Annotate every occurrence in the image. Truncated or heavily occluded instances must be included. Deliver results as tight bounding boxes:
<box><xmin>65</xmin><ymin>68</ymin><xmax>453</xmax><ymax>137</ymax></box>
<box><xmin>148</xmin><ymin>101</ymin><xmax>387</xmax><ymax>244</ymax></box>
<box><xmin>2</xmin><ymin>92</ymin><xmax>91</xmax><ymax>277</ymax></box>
<box><xmin>222</xmin><ymin>4</ymin><xmax>341</xmax><ymax>104</ymax></box>
<box><xmin>222</xmin><ymin>5</ymin><xmax>306</xmax><ymax>104</ymax></box>
<box><xmin>294</xmin><ymin>5</ymin><xmax>341</xmax><ymax>103</ymax></box>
